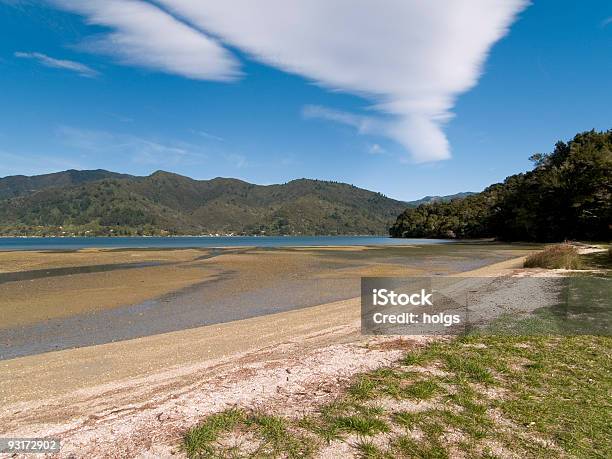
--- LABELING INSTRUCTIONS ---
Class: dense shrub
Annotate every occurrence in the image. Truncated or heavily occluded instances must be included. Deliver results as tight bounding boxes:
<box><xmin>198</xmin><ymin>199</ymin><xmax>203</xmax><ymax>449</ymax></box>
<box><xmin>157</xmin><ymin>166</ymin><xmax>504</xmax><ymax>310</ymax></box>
<box><xmin>523</xmin><ymin>244</ymin><xmax>583</xmax><ymax>269</ymax></box>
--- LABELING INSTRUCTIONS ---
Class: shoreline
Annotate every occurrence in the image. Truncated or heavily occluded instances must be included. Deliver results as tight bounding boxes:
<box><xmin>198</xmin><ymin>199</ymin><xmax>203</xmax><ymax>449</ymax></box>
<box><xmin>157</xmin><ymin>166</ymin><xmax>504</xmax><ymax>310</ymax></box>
<box><xmin>0</xmin><ymin>234</ymin><xmax>394</xmax><ymax>238</ymax></box>
<box><xmin>0</xmin><ymin>236</ymin><xmax>460</xmax><ymax>253</ymax></box>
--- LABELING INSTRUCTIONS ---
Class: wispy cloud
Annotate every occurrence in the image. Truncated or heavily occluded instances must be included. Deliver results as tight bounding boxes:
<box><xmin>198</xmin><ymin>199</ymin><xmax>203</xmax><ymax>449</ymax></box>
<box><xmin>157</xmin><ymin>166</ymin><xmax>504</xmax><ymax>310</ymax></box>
<box><xmin>279</xmin><ymin>154</ymin><xmax>301</xmax><ymax>167</ymax></box>
<box><xmin>223</xmin><ymin>152</ymin><xmax>248</xmax><ymax>168</ymax></box>
<box><xmin>0</xmin><ymin>150</ymin><xmax>83</xmax><ymax>177</ymax></box>
<box><xmin>302</xmin><ymin>105</ymin><xmax>382</xmax><ymax>135</ymax></box>
<box><xmin>14</xmin><ymin>51</ymin><xmax>99</xmax><ymax>78</ymax></box>
<box><xmin>104</xmin><ymin>112</ymin><xmax>134</xmax><ymax>123</ymax></box>
<box><xmin>57</xmin><ymin>126</ymin><xmax>207</xmax><ymax>167</ymax></box>
<box><xmin>50</xmin><ymin>0</ymin><xmax>240</xmax><ymax>81</ymax></box>
<box><xmin>602</xmin><ymin>17</ymin><xmax>612</xmax><ymax>27</ymax></box>
<box><xmin>303</xmin><ymin>105</ymin><xmax>390</xmax><ymax>156</ymax></box>
<box><xmin>192</xmin><ymin>130</ymin><xmax>224</xmax><ymax>142</ymax></box>
<box><xmin>368</xmin><ymin>144</ymin><xmax>386</xmax><ymax>155</ymax></box>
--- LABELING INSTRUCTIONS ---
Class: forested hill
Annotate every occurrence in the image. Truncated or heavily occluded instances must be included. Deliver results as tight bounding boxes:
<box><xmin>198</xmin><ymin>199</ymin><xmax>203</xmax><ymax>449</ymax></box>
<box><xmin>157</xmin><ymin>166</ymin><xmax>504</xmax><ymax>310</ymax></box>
<box><xmin>0</xmin><ymin>169</ymin><xmax>130</xmax><ymax>200</ymax></box>
<box><xmin>391</xmin><ymin>130</ymin><xmax>612</xmax><ymax>242</ymax></box>
<box><xmin>0</xmin><ymin>171</ymin><xmax>409</xmax><ymax>236</ymax></box>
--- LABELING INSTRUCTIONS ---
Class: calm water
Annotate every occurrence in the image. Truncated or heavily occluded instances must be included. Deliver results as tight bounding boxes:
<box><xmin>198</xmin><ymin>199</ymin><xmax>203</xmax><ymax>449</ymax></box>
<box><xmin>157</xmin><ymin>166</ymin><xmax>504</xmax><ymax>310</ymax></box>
<box><xmin>0</xmin><ymin>236</ymin><xmax>452</xmax><ymax>251</ymax></box>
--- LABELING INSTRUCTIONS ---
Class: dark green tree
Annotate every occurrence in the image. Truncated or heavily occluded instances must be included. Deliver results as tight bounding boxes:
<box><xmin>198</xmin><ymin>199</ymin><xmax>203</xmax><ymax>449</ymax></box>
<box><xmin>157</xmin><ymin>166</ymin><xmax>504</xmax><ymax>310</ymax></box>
<box><xmin>391</xmin><ymin>130</ymin><xmax>612</xmax><ymax>242</ymax></box>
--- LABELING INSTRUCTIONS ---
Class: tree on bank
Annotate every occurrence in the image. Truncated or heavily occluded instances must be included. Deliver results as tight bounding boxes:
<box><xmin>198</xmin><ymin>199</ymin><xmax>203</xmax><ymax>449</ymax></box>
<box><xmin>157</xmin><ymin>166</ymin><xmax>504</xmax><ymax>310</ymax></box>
<box><xmin>390</xmin><ymin>130</ymin><xmax>612</xmax><ymax>242</ymax></box>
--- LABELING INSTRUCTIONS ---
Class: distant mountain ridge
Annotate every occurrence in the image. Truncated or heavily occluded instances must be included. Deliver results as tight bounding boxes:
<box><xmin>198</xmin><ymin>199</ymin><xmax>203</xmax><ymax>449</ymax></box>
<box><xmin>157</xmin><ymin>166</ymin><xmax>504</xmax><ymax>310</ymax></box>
<box><xmin>0</xmin><ymin>169</ymin><xmax>130</xmax><ymax>200</ymax></box>
<box><xmin>0</xmin><ymin>169</ymin><xmax>418</xmax><ymax>236</ymax></box>
<box><xmin>405</xmin><ymin>192</ymin><xmax>476</xmax><ymax>207</ymax></box>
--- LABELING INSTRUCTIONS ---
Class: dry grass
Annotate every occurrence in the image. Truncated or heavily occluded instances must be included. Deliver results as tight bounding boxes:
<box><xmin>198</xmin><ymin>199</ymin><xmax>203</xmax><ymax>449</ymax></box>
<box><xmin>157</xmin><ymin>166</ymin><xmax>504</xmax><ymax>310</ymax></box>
<box><xmin>524</xmin><ymin>244</ymin><xmax>583</xmax><ymax>269</ymax></box>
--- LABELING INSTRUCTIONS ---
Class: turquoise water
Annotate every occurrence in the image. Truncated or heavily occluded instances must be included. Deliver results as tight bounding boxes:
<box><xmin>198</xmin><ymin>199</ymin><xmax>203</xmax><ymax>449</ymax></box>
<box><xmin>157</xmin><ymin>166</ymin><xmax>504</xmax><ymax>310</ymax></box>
<box><xmin>0</xmin><ymin>236</ymin><xmax>452</xmax><ymax>251</ymax></box>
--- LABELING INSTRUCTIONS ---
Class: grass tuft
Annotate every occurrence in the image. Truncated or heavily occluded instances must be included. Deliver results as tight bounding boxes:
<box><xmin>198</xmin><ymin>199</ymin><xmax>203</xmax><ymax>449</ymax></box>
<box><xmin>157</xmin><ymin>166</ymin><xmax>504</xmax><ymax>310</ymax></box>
<box><xmin>332</xmin><ymin>414</ymin><xmax>390</xmax><ymax>436</ymax></box>
<box><xmin>349</xmin><ymin>375</ymin><xmax>377</xmax><ymax>400</ymax></box>
<box><xmin>402</xmin><ymin>380</ymin><xmax>440</xmax><ymax>399</ymax></box>
<box><xmin>444</xmin><ymin>354</ymin><xmax>495</xmax><ymax>384</ymax></box>
<box><xmin>393</xmin><ymin>435</ymin><xmax>449</xmax><ymax>459</ymax></box>
<box><xmin>524</xmin><ymin>244</ymin><xmax>583</xmax><ymax>269</ymax></box>
<box><xmin>355</xmin><ymin>438</ymin><xmax>388</xmax><ymax>458</ymax></box>
<box><xmin>183</xmin><ymin>408</ymin><xmax>245</xmax><ymax>457</ymax></box>
<box><xmin>249</xmin><ymin>414</ymin><xmax>288</xmax><ymax>445</ymax></box>
<box><xmin>184</xmin><ymin>409</ymin><xmax>314</xmax><ymax>458</ymax></box>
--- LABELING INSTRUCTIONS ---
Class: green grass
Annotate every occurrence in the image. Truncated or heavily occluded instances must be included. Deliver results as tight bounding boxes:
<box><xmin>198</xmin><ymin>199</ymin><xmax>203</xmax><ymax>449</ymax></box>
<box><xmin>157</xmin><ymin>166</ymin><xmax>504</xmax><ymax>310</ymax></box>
<box><xmin>183</xmin><ymin>409</ymin><xmax>315</xmax><ymax>458</ymax></box>
<box><xmin>348</xmin><ymin>375</ymin><xmax>378</xmax><ymax>400</ymax></box>
<box><xmin>581</xmin><ymin>247</ymin><xmax>612</xmax><ymax>270</ymax></box>
<box><xmin>184</xmin><ymin>334</ymin><xmax>611</xmax><ymax>458</ymax></box>
<box><xmin>401</xmin><ymin>380</ymin><xmax>440</xmax><ymax>399</ymax></box>
<box><xmin>184</xmin><ymin>409</ymin><xmax>245</xmax><ymax>457</ymax></box>
<box><xmin>524</xmin><ymin>244</ymin><xmax>583</xmax><ymax>269</ymax></box>
<box><xmin>301</xmin><ymin>401</ymin><xmax>389</xmax><ymax>440</ymax></box>
<box><xmin>332</xmin><ymin>414</ymin><xmax>389</xmax><ymax>436</ymax></box>
<box><xmin>395</xmin><ymin>437</ymin><xmax>449</xmax><ymax>459</ymax></box>
<box><xmin>443</xmin><ymin>354</ymin><xmax>495</xmax><ymax>384</ymax></box>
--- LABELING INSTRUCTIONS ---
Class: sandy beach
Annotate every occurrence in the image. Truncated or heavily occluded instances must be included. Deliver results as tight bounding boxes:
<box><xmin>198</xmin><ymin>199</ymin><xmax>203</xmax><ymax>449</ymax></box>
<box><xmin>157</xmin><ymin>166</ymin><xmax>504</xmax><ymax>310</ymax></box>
<box><xmin>0</xmin><ymin>242</ymin><xmax>543</xmax><ymax>457</ymax></box>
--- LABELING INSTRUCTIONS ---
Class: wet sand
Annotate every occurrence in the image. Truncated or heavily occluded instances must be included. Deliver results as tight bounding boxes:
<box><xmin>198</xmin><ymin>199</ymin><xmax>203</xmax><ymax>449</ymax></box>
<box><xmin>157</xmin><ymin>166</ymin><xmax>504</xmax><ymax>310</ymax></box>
<box><xmin>0</xmin><ymin>243</ymin><xmax>537</xmax><ymax>360</ymax></box>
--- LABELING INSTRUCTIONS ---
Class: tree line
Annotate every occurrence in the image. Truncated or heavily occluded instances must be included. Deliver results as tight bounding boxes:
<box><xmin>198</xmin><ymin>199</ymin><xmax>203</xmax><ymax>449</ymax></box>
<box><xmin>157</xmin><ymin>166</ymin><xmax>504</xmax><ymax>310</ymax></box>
<box><xmin>390</xmin><ymin>130</ymin><xmax>612</xmax><ymax>242</ymax></box>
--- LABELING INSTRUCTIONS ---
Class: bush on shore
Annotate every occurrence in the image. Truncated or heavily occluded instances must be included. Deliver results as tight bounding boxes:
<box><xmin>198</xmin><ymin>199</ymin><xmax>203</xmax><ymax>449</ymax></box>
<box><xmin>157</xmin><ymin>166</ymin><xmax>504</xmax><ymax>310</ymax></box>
<box><xmin>524</xmin><ymin>244</ymin><xmax>583</xmax><ymax>269</ymax></box>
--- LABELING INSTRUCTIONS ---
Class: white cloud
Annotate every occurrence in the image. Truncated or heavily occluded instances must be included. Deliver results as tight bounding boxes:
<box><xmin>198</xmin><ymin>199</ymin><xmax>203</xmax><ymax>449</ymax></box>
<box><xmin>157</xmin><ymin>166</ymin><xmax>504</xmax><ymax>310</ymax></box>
<box><xmin>14</xmin><ymin>51</ymin><xmax>99</xmax><ymax>77</ymax></box>
<box><xmin>45</xmin><ymin>0</ymin><xmax>527</xmax><ymax>162</ymax></box>
<box><xmin>153</xmin><ymin>0</ymin><xmax>527</xmax><ymax>162</ymax></box>
<box><xmin>50</xmin><ymin>0</ymin><xmax>240</xmax><ymax>81</ymax></box>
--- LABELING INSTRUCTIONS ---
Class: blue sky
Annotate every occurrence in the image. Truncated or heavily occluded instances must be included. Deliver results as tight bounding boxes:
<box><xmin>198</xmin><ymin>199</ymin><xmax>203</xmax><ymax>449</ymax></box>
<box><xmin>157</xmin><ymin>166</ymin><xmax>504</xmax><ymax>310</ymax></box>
<box><xmin>0</xmin><ymin>0</ymin><xmax>610</xmax><ymax>201</ymax></box>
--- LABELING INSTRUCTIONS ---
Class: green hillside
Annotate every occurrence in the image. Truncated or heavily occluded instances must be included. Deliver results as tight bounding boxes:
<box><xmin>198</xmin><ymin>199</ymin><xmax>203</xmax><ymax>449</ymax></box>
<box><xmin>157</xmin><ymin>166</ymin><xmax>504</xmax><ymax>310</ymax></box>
<box><xmin>391</xmin><ymin>130</ymin><xmax>612</xmax><ymax>242</ymax></box>
<box><xmin>0</xmin><ymin>169</ymin><xmax>130</xmax><ymax>200</ymax></box>
<box><xmin>0</xmin><ymin>171</ymin><xmax>408</xmax><ymax>236</ymax></box>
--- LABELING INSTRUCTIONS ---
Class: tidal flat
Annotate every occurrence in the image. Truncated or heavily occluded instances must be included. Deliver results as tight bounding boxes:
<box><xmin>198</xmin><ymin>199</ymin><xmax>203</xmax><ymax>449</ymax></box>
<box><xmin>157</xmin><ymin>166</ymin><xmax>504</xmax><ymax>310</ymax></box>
<box><xmin>0</xmin><ymin>242</ymin><xmax>537</xmax><ymax>360</ymax></box>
